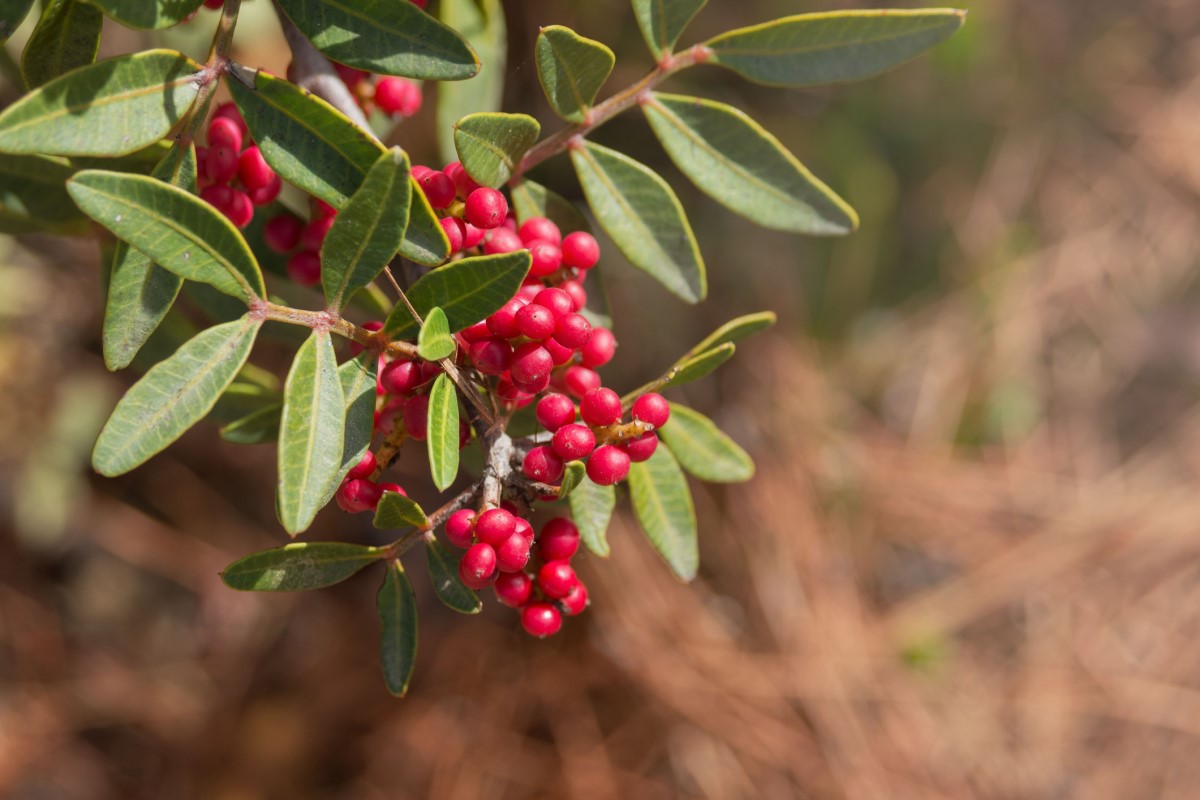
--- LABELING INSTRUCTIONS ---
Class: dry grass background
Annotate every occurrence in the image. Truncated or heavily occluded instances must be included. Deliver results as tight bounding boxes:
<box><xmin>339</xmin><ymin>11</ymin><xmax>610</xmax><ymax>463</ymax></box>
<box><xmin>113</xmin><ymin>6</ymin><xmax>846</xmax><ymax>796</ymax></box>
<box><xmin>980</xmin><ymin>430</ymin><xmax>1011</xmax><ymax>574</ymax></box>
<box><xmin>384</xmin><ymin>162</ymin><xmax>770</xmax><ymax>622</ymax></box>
<box><xmin>4</xmin><ymin>0</ymin><xmax>1200</xmax><ymax>797</ymax></box>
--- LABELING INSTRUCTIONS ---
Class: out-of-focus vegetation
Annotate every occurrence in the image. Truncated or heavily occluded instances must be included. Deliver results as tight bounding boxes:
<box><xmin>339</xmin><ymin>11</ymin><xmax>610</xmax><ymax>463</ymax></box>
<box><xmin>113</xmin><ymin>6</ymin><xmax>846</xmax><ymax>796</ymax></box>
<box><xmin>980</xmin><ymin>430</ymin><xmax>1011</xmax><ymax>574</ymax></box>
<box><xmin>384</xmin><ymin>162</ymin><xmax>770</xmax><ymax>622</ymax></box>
<box><xmin>5</xmin><ymin>1</ymin><xmax>1200</xmax><ymax>797</ymax></box>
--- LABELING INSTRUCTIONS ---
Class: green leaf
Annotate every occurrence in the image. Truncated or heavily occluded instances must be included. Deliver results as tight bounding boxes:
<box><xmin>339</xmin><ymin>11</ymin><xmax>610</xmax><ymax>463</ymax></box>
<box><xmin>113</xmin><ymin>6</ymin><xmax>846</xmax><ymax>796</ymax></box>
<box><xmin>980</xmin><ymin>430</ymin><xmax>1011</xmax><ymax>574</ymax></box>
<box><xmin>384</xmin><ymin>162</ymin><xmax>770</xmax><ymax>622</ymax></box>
<box><xmin>277</xmin><ymin>331</ymin><xmax>345</xmax><ymax>536</ymax></box>
<box><xmin>328</xmin><ymin>352</ymin><xmax>378</xmax><ymax>495</ymax></box>
<box><xmin>1</xmin><ymin>0</ymin><xmax>35</xmax><ymax>44</ymax></box>
<box><xmin>374</xmin><ymin>491</ymin><xmax>430</xmax><ymax>530</ymax></box>
<box><xmin>399</xmin><ymin>177</ymin><xmax>452</xmax><ymax>266</ymax></box>
<box><xmin>68</xmin><ymin>170</ymin><xmax>266</xmax><ymax>303</ymax></box>
<box><xmin>417</xmin><ymin>307</ymin><xmax>456</xmax><ymax>361</ymax></box>
<box><xmin>21</xmin><ymin>0</ymin><xmax>102</xmax><ymax>88</ymax></box>
<box><xmin>453</xmin><ymin>112</ymin><xmax>540</xmax><ymax>188</ymax></box>
<box><xmin>685</xmin><ymin>311</ymin><xmax>776</xmax><ymax>359</ymax></box>
<box><xmin>377</xmin><ymin>560</ymin><xmax>418</xmax><ymax>696</ymax></box>
<box><xmin>219</xmin><ymin>403</ymin><xmax>282</xmax><ymax>445</ymax></box>
<box><xmin>322</xmin><ymin>147</ymin><xmax>412</xmax><ymax>309</ymax></box>
<box><xmin>705</xmin><ymin>9</ymin><xmax>967</xmax><ymax>88</ymax></box>
<box><xmin>425</xmin><ymin>537</ymin><xmax>481</xmax><ymax>614</ymax></box>
<box><xmin>85</xmin><ymin>0</ymin><xmax>205</xmax><ymax>29</ymax></box>
<box><xmin>509</xmin><ymin>178</ymin><xmax>590</xmax><ymax>234</ymax></box>
<box><xmin>426</xmin><ymin>373</ymin><xmax>460</xmax><ymax>491</ymax></box>
<box><xmin>103</xmin><ymin>143</ymin><xmax>196</xmax><ymax>371</ymax></box>
<box><xmin>659</xmin><ymin>404</ymin><xmax>754</xmax><ymax>483</ymax></box>
<box><xmin>568</xmin><ymin>477</ymin><xmax>614</xmax><ymax>558</ymax></box>
<box><xmin>228</xmin><ymin>68</ymin><xmax>386</xmax><ymax>209</ymax></box>
<box><xmin>222</xmin><ymin>542</ymin><xmax>380</xmax><ymax>591</ymax></box>
<box><xmin>627</xmin><ymin>446</ymin><xmax>697</xmax><ymax>581</ymax></box>
<box><xmin>0</xmin><ymin>50</ymin><xmax>201</xmax><ymax>155</ymax></box>
<box><xmin>92</xmin><ymin>315</ymin><xmax>262</xmax><ymax>476</ymax></box>
<box><xmin>633</xmin><ymin>0</ymin><xmax>706</xmax><ymax>59</ymax></box>
<box><xmin>535</xmin><ymin>25</ymin><xmax>615</xmax><ymax>123</ymax></box>
<box><xmin>278</xmin><ymin>0</ymin><xmax>478</xmax><ymax>80</ymax></box>
<box><xmin>558</xmin><ymin>460</ymin><xmax>586</xmax><ymax>500</ymax></box>
<box><xmin>642</xmin><ymin>93</ymin><xmax>856</xmax><ymax>235</ymax></box>
<box><xmin>571</xmin><ymin>141</ymin><xmax>705</xmax><ymax>303</ymax></box>
<box><xmin>0</xmin><ymin>152</ymin><xmax>87</xmax><ymax>234</ymax></box>
<box><xmin>437</xmin><ymin>0</ymin><xmax>506</xmax><ymax>163</ymax></box>
<box><xmin>662</xmin><ymin>342</ymin><xmax>735</xmax><ymax>390</ymax></box>
<box><xmin>383</xmin><ymin>250</ymin><xmax>531</xmax><ymax>339</ymax></box>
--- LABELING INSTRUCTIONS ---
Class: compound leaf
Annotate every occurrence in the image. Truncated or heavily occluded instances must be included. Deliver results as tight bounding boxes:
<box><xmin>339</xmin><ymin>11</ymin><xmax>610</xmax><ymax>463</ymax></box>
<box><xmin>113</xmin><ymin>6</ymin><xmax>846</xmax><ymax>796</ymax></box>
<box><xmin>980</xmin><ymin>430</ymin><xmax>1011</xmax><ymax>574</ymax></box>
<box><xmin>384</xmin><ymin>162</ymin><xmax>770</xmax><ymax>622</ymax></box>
<box><xmin>383</xmin><ymin>250</ymin><xmax>531</xmax><ymax>339</ymax></box>
<box><xmin>628</xmin><ymin>446</ymin><xmax>697</xmax><ymax>581</ymax></box>
<box><xmin>92</xmin><ymin>315</ymin><xmax>261</xmax><ymax>476</ymax></box>
<box><xmin>427</xmin><ymin>373</ymin><xmax>460</xmax><ymax>491</ymax></box>
<box><xmin>222</xmin><ymin>542</ymin><xmax>380</xmax><ymax>591</ymax></box>
<box><xmin>643</xmin><ymin>93</ymin><xmax>856</xmax><ymax>235</ymax></box>
<box><xmin>0</xmin><ymin>49</ymin><xmax>201</xmax><ymax>155</ymax></box>
<box><xmin>659</xmin><ymin>403</ymin><xmax>754</xmax><ymax>483</ymax></box>
<box><xmin>535</xmin><ymin>25</ymin><xmax>614</xmax><ymax>123</ymax></box>
<box><xmin>571</xmin><ymin>140</ymin><xmax>705</xmax><ymax>303</ymax></box>
<box><xmin>453</xmin><ymin>112</ymin><xmax>540</xmax><ymax>188</ymax></box>
<box><xmin>705</xmin><ymin>9</ymin><xmax>967</xmax><ymax>88</ymax></box>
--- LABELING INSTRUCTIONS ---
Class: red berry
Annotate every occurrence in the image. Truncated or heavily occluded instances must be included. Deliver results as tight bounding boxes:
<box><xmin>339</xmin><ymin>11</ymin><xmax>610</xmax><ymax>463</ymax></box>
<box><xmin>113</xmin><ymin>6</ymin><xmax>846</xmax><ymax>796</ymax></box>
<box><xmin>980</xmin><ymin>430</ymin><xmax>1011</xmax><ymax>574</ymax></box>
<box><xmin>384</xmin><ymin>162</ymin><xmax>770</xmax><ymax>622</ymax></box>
<box><xmin>207</xmin><ymin>115</ymin><xmax>243</xmax><ymax>151</ymax></box>
<box><xmin>560</xmin><ymin>279</ymin><xmax>588</xmax><ymax>311</ymax></box>
<box><xmin>237</xmin><ymin>145</ymin><xmax>275</xmax><ymax>189</ymax></box>
<box><xmin>551</xmin><ymin>424</ymin><xmax>595</xmax><ymax>461</ymax></box>
<box><xmin>631</xmin><ymin>393</ymin><xmax>670</xmax><ymax>428</ymax></box>
<box><xmin>475</xmin><ymin>507</ymin><xmax>517</xmax><ymax>547</ymax></box>
<box><xmin>409</xmin><ymin>0</ymin><xmax>428</xmax><ymax>8</ymax></box>
<box><xmin>206</xmin><ymin>145</ymin><xmax>239</xmax><ymax>184</ymax></box>
<box><xmin>287</xmin><ymin>250</ymin><xmax>321</xmax><ymax>286</ymax></box>
<box><xmin>517</xmin><ymin>283</ymin><xmax>542</xmax><ymax>303</ymax></box>
<box><xmin>377</xmin><ymin>482</ymin><xmax>406</xmax><ymax>497</ymax></box>
<box><xmin>459</xmin><ymin>543</ymin><xmax>497</xmax><ymax>589</ymax></box>
<box><xmin>621</xmin><ymin>432</ymin><xmax>658</xmax><ymax>462</ymax></box>
<box><xmin>459</xmin><ymin>418</ymin><xmax>472</xmax><ymax>450</ymax></box>
<box><xmin>247</xmin><ymin>174</ymin><xmax>282</xmax><ymax>206</ymax></box>
<box><xmin>581</xmin><ymin>387</ymin><xmax>622</xmax><ymax>427</ymax></box>
<box><xmin>537</xmin><ymin>560</ymin><xmax>577</xmax><ymax>599</ymax></box>
<box><xmin>563</xmin><ymin>366</ymin><xmax>602</xmax><ymax>398</ymax></box>
<box><xmin>301</xmin><ymin>214</ymin><xmax>336</xmax><ymax>251</ymax></box>
<box><xmin>521</xmin><ymin>602</ymin><xmax>563</xmax><ymax>637</ymax></box>
<box><xmin>464</xmin><ymin>187</ymin><xmax>508</xmax><ymax>229</ymax></box>
<box><xmin>495</xmin><ymin>532</ymin><xmax>532</xmax><ymax>573</ymax></box>
<box><xmin>560</xmin><ymin>580</ymin><xmax>589</xmax><ymax>616</ymax></box>
<box><xmin>469</xmin><ymin>337</ymin><xmax>512</xmax><ymax>375</ymax></box>
<box><xmin>537</xmin><ymin>393</ymin><xmax>576</xmax><ymax>431</ymax></box>
<box><xmin>483</xmin><ymin>226</ymin><xmax>522</xmax><ymax>254</ymax></box>
<box><xmin>380</xmin><ymin>359</ymin><xmax>425</xmax><ymax>395</ymax></box>
<box><xmin>523</xmin><ymin>445</ymin><xmax>564</xmax><ymax>483</ymax></box>
<box><xmin>515</xmin><ymin>516</ymin><xmax>534</xmax><ymax>543</ymax></box>
<box><xmin>460</xmin><ymin>321</ymin><xmax>492</xmax><ymax>343</ymax></box>
<box><xmin>439</xmin><ymin>216</ymin><xmax>465</xmax><ymax>253</ymax></box>
<box><xmin>224</xmin><ymin>189</ymin><xmax>254</xmax><ymax>228</ymax></box>
<box><xmin>212</xmin><ymin>102</ymin><xmax>248</xmax><ymax>138</ymax></box>
<box><xmin>579</xmin><ymin>328</ymin><xmax>616</xmax><ymax>368</ymax></box>
<box><xmin>202</xmin><ymin>0</ymin><xmax>223</xmax><ymax>8</ymax></box>
<box><xmin>494</xmin><ymin>571</ymin><xmax>533</xmax><ymax>607</ymax></box>
<box><xmin>539</xmin><ymin>517</ymin><xmax>580</xmax><ymax>562</ymax></box>
<box><xmin>402</xmin><ymin>393</ymin><xmax>430</xmax><ymax>440</ymax></box>
<box><xmin>346</xmin><ymin>450</ymin><xmax>376</xmax><ymax>480</ymax></box>
<box><xmin>518</xmin><ymin>216</ymin><xmax>562</xmax><ymax>246</ymax></box>
<box><xmin>462</xmin><ymin>222</ymin><xmax>485</xmax><ymax>249</ymax></box>
<box><xmin>374</xmin><ymin>77</ymin><xmax>423</xmax><ymax>117</ymax></box>
<box><xmin>418</xmin><ymin>171</ymin><xmax>456</xmax><ymax>209</ymax></box>
<box><xmin>553</xmin><ymin>313</ymin><xmax>592</xmax><ymax>349</ymax></box>
<box><xmin>561</xmin><ymin>231</ymin><xmax>600</xmax><ymax>269</ymax></box>
<box><xmin>509</xmin><ymin>342</ymin><xmax>553</xmax><ymax>389</ymax></box>
<box><xmin>334</xmin><ymin>62</ymin><xmax>370</xmax><ymax>88</ymax></box>
<box><xmin>336</xmin><ymin>478</ymin><xmax>382</xmax><ymax>513</ymax></box>
<box><xmin>515</xmin><ymin>303</ymin><xmax>555</xmax><ymax>340</ymax></box>
<box><xmin>486</xmin><ymin>297</ymin><xmax>524</xmax><ymax>339</ymax></box>
<box><xmin>586</xmin><ymin>445</ymin><xmax>631</xmax><ymax>485</ymax></box>
<box><xmin>531</xmin><ymin>288</ymin><xmax>571</xmax><ymax>318</ymax></box>
<box><xmin>445</xmin><ymin>509</ymin><xmax>476</xmax><ymax>549</ymax></box>
<box><xmin>527</xmin><ymin>241</ymin><xmax>562</xmax><ymax>278</ymax></box>
<box><xmin>544</xmin><ymin>337</ymin><xmax>574</xmax><ymax>366</ymax></box>
<box><xmin>448</xmin><ymin>163</ymin><xmax>481</xmax><ymax>199</ymax></box>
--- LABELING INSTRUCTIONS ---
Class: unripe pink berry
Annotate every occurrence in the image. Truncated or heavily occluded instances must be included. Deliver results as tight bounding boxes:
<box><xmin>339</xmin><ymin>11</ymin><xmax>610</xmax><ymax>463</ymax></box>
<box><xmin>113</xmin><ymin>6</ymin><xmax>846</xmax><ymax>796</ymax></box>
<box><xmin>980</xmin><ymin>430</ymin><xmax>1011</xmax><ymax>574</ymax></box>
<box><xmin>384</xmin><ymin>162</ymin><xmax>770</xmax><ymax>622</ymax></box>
<box><xmin>509</xmin><ymin>342</ymin><xmax>554</xmax><ymax>388</ymax></box>
<box><xmin>631</xmin><ymin>393</ymin><xmax>670</xmax><ymax>428</ymax></box>
<box><xmin>418</xmin><ymin>171</ymin><xmax>456</xmax><ymax>209</ymax></box>
<box><xmin>439</xmin><ymin>216</ymin><xmax>465</xmax><ymax>253</ymax></box>
<box><xmin>523</xmin><ymin>445</ymin><xmax>564</xmax><ymax>483</ymax></box>
<box><xmin>581</xmin><ymin>387</ymin><xmax>622</xmax><ymax>427</ymax></box>
<box><xmin>621</xmin><ymin>432</ymin><xmax>658</xmax><ymax>462</ymax></box>
<box><xmin>563</xmin><ymin>366</ymin><xmax>601</xmax><ymax>398</ymax></box>
<box><xmin>286</xmin><ymin>250</ymin><xmax>321</xmax><ymax>286</ymax></box>
<box><xmin>551</xmin><ymin>423</ymin><xmax>596</xmax><ymax>461</ymax></box>
<box><xmin>483</xmin><ymin>226</ymin><xmax>522</xmax><ymax>254</ymax></box>
<box><xmin>496</xmin><ymin>531</ymin><xmax>532</xmax><ymax>573</ymax></box>
<box><xmin>445</xmin><ymin>508</ymin><xmax>476</xmax><ymax>548</ymax></box>
<box><xmin>459</xmin><ymin>543</ymin><xmax>497</xmax><ymax>589</ymax></box>
<box><xmin>470</xmin><ymin>338</ymin><xmax>512</xmax><ymax>375</ymax></box>
<box><xmin>494</xmin><ymin>571</ymin><xmax>533</xmax><ymax>607</ymax></box>
<box><xmin>579</xmin><ymin>327</ymin><xmax>616</xmax><ymax>368</ymax></box>
<box><xmin>536</xmin><ymin>393</ymin><xmax>576</xmax><ymax>431</ymax></box>
<box><xmin>537</xmin><ymin>560</ymin><xmax>577</xmax><ymax>599</ymax></box>
<box><xmin>560</xmin><ymin>580</ymin><xmax>589</xmax><ymax>616</ymax></box>
<box><xmin>403</xmin><ymin>393</ymin><xmax>430</xmax><ymax>440</ymax></box>
<box><xmin>553</xmin><ymin>313</ymin><xmax>592</xmax><ymax>349</ymax></box>
<box><xmin>527</xmin><ymin>241</ymin><xmax>562</xmax><ymax>277</ymax></box>
<box><xmin>561</xmin><ymin>231</ymin><xmax>600</xmax><ymax>269</ymax></box>
<box><xmin>521</xmin><ymin>602</ymin><xmax>563</xmax><ymax>637</ymax></box>
<box><xmin>518</xmin><ymin>216</ymin><xmax>562</xmax><ymax>246</ymax></box>
<box><xmin>586</xmin><ymin>445</ymin><xmax>631</xmax><ymax>485</ymax></box>
<box><xmin>515</xmin><ymin>303</ymin><xmax>555</xmax><ymax>340</ymax></box>
<box><xmin>346</xmin><ymin>450</ymin><xmax>376</xmax><ymax>481</ymax></box>
<box><xmin>538</xmin><ymin>517</ymin><xmax>580</xmax><ymax>561</ymax></box>
<box><xmin>465</xmin><ymin>187</ymin><xmax>508</xmax><ymax>229</ymax></box>
<box><xmin>474</xmin><ymin>507</ymin><xmax>517</xmax><ymax>547</ymax></box>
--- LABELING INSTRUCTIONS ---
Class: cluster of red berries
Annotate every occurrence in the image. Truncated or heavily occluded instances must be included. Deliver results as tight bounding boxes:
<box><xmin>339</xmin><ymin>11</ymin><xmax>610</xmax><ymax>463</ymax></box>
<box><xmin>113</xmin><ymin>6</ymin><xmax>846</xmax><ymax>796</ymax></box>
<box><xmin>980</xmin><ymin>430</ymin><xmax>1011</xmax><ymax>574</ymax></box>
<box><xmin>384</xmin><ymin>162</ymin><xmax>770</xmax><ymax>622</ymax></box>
<box><xmin>327</xmin><ymin>64</ymin><xmax>423</xmax><ymax>120</ymax></box>
<box><xmin>196</xmin><ymin>103</ymin><xmax>281</xmax><ymax>229</ymax></box>
<box><xmin>333</xmin><ymin>450</ymin><xmax>406</xmax><ymax>514</ymax></box>
<box><xmin>448</xmin><ymin>509</ymin><xmax>587</xmax><ymax>637</ymax></box>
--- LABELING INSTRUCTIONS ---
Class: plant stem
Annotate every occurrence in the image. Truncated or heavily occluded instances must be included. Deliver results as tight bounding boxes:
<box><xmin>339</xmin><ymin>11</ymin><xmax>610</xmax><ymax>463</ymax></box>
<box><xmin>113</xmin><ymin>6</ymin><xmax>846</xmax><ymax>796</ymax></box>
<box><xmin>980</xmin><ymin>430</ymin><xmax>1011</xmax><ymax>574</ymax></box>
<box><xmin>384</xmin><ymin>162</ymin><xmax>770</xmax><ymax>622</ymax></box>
<box><xmin>255</xmin><ymin>301</ymin><xmax>418</xmax><ymax>358</ymax></box>
<box><xmin>510</xmin><ymin>44</ymin><xmax>711</xmax><ymax>183</ymax></box>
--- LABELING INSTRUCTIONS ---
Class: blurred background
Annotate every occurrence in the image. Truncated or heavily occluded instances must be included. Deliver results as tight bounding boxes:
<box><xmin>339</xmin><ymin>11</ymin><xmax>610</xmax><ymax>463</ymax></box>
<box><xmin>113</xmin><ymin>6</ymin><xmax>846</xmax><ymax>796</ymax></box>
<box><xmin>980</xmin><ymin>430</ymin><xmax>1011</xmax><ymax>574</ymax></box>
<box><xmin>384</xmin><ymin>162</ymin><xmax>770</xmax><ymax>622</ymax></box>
<box><xmin>5</xmin><ymin>0</ymin><xmax>1200</xmax><ymax>797</ymax></box>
